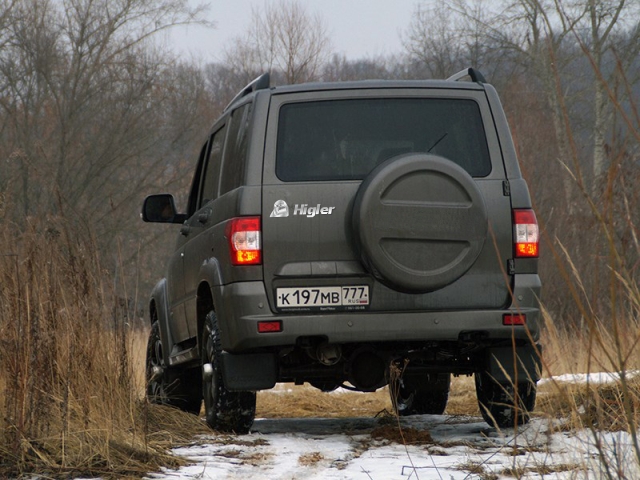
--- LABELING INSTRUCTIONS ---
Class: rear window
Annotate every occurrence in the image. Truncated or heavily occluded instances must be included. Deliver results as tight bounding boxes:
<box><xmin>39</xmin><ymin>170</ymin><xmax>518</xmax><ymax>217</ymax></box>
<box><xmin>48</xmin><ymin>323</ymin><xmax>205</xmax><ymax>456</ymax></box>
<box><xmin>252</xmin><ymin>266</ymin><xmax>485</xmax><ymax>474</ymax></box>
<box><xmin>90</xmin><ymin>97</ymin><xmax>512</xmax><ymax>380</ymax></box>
<box><xmin>276</xmin><ymin>98</ymin><xmax>492</xmax><ymax>181</ymax></box>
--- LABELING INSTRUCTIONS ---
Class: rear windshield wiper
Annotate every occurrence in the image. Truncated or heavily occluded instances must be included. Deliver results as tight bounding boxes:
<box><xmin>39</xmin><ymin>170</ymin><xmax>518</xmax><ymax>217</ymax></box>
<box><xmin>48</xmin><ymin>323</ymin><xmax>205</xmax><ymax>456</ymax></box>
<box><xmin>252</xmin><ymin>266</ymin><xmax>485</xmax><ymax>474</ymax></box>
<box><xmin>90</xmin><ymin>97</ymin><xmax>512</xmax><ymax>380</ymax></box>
<box><xmin>427</xmin><ymin>132</ymin><xmax>448</xmax><ymax>153</ymax></box>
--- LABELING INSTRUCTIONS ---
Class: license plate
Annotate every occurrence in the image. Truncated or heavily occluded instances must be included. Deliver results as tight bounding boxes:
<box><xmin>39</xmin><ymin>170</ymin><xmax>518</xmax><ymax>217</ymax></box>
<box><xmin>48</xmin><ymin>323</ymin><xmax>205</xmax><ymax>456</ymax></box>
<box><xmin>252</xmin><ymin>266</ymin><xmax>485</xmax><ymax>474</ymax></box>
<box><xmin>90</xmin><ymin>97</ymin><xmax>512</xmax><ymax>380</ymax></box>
<box><xmin>276</xmin><ymin>286</ymin><xmax>370</xmax><ymax>309</ymax></box>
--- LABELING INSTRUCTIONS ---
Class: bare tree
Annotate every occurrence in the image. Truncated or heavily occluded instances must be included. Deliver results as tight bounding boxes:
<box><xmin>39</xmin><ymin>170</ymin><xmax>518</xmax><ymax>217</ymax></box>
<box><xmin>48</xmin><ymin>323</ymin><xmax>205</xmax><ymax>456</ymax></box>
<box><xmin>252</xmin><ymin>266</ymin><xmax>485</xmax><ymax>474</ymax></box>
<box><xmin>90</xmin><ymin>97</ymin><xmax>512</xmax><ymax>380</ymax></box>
<box><xmin>564</xmin><ymin>0</ymin><xmax>640</xmax><ymax>180</ymax></box>
<box><xmin>223</xmin><ymin>0</ymin><xmax>331</xmax><ymax>84</ymax></box>
<box><xmin>402</xmin><ymin>0</ymin><xmax>513</xmax><ymax>80</ymax></box>
<box><xmin>449</xmin><ymin>0</ymin><xmax>640</xmax><ymax>185</ymax></box>
<box><xmin>0</xmin><ymin>0</ymin><xmax>212</xmax><ymax>252</ymax></box>
<box><xmin>450</xmin><ymin>0</ymin><xmax>577</xmax><ymax>168</ymax></box>
<box><xmin>401</xmin><ymin>3</ymin><xmax>466</xmax><ymax>79</ymax></box>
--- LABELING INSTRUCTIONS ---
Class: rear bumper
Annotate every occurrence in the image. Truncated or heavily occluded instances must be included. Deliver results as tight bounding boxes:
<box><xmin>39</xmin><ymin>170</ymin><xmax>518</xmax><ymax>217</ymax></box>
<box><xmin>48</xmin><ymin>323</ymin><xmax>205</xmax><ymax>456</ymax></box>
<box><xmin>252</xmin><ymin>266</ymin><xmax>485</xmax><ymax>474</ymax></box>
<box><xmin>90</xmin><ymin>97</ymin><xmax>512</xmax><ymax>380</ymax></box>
<box><xmin>213</xmin><ymin>274</ymin><xmax>541</xmax><ymax>352</ymax></box>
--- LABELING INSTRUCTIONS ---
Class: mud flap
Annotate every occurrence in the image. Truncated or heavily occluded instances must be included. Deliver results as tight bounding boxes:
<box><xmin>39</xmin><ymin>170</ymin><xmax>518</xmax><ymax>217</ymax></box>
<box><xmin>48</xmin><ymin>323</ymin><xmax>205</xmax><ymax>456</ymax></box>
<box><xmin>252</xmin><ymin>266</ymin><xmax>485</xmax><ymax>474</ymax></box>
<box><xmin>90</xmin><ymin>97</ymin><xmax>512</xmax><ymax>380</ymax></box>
<box><xmin>221</xmin><ymin>352</ymin><xmax>277</xmax><ymax>391</ymax></box>
<box><xmin>486</xmin><ymin>344</ymin><xmax>542</xmax><ymax>383</ymax></box>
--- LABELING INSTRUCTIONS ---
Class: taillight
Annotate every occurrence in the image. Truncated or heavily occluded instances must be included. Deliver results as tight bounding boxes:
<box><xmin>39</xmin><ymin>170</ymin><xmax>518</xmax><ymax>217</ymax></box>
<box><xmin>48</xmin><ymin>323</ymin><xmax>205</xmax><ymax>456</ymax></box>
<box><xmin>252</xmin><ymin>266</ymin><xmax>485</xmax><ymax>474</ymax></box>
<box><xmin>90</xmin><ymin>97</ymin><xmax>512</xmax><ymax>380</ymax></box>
<box><xmin>513</xmin><ymin>209</ymin><xmax>539</xmax><ymax>258</ymax></box>
<box><xmin>227</xmin><ymin>217</ymin><xmax>261</xmax><ymax>265</ymax></box>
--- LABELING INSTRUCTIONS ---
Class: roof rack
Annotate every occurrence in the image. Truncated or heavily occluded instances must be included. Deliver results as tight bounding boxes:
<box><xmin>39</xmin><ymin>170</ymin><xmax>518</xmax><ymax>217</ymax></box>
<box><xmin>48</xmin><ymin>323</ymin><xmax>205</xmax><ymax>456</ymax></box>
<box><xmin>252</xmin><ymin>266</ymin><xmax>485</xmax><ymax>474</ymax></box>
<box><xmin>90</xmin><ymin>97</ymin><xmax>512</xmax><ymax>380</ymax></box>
<box><xmin>224</xmin><ymin>72</ymin><xmax>271</xmax><ymax>112</ymax></box>
<box><xmin>447</xmin><ymin>67</ymin><xmax>486</xmax><ymax>84</ymax></box>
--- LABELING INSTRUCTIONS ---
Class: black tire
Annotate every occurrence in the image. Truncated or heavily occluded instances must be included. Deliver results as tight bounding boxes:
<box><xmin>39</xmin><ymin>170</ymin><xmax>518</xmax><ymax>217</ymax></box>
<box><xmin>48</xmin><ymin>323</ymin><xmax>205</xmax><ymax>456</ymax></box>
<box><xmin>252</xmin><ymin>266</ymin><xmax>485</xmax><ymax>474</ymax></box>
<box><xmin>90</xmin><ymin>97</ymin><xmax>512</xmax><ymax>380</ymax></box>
<box><xmin>146</xmin><ymin>321</ymin><xmax>202</xmax><ymax>414</ymax></box>
<box><xmin>391</xmin><ymin>373</ymin><xmax>451</xmax><ymax>416</ymax></box>
<box><xmin>475</xmin><ymin>372</ymin><xmax>536</xmax><ymax>428</ymax></box>
<box><xmin>202</xmin><ymin>311</ymin><xmax>256</xmax><ymax>433</ymax></box>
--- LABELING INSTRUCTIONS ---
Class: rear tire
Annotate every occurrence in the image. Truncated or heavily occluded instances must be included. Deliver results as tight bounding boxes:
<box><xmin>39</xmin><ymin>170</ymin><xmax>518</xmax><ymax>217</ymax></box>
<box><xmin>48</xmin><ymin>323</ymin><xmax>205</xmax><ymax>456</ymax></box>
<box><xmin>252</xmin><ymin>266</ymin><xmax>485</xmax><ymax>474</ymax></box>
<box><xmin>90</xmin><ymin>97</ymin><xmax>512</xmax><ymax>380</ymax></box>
<box><xmin>475</xmin><ymin>372</ymin><xmax>536</xmax><ymax>428</ymax></box>
<box><xmin>202</xmin><ymin>311</ymin><xmax>256</xmax><ymax>433</ymax></box>
<box><xmin>391</xmin><ymin>373</ymin><xmax>451</xmax><ymax>416</ymax></box>
<box><xmin>146</xmin><ymin>321</ymin><xmax>202</xmax><ymax>414</ymax></box>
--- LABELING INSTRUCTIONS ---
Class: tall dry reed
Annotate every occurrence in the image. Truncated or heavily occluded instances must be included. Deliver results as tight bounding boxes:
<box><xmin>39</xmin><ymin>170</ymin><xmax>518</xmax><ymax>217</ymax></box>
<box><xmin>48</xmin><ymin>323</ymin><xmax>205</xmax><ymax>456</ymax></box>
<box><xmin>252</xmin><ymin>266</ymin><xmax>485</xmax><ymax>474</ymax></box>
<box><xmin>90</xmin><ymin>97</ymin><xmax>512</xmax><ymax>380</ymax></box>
<box><xmin>0</xmin><ymin>216</ymin><xmax>208</xmax><ymax>478</ymax></box>
<box><xmin>528</xmin><ymin>46</ymin><xmax>640</xmax><ymax>478</ymax></box>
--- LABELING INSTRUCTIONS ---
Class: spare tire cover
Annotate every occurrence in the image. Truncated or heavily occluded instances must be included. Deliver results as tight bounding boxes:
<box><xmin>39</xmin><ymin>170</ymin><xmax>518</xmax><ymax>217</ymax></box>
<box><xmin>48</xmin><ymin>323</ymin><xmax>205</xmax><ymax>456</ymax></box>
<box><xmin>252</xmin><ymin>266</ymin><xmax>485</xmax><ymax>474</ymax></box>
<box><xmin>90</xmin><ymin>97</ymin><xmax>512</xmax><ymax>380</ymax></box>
<box><xmin>352</xmin><ymin>153</ymin><xmax>488</xmax><ymax>293</ymax></box>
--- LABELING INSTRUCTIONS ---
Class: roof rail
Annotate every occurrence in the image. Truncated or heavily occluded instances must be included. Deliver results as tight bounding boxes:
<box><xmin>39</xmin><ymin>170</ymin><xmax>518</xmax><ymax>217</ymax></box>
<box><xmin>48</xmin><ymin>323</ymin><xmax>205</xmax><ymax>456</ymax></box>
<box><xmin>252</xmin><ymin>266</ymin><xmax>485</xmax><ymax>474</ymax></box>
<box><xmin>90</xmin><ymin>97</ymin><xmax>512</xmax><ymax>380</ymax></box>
<box><xmin>224</xmin><ymin>72</ymin><xmax>271</xmax><ymax>112</ymax></box>
<box><xmin>447</xmin><ymin>67</ymin><xmax>486</xmax><ymax>84</ymax></box>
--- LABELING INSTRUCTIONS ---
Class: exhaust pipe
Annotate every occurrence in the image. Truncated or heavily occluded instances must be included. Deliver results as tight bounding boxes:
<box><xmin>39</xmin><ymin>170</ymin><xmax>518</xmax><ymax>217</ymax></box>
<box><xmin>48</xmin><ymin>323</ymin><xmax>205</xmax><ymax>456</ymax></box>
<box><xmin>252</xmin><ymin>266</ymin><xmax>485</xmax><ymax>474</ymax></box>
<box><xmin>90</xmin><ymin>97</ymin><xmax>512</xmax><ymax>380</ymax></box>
<box><xmin>316</xmin><ymin>343</ymin><xmax>342</xmax><ymax>366</ymax></box>
<box><xmin>347</xmin><ymin>347</ymin><xmax>387</xmax><ymax>392</ymax></box>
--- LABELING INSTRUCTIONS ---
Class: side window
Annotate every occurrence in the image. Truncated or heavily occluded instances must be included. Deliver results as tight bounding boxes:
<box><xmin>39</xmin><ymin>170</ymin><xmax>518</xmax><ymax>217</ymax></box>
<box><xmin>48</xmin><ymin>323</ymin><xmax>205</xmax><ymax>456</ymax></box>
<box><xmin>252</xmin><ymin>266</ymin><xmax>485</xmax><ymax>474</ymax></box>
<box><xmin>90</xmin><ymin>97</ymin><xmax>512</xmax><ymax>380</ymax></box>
<box><xmin>186</xmin><ymin>141</ymin><xmax>210</xmax><ymax>217</ymax></box>
<box><xmin>198</xmin><ymin>124</ymin><xmax>227</xmax><ymax>208</ymax></box>
<box><xmin>219</xmin><ymin>102</ymin><xmax>252</xmax><ymax>195</ymax></box>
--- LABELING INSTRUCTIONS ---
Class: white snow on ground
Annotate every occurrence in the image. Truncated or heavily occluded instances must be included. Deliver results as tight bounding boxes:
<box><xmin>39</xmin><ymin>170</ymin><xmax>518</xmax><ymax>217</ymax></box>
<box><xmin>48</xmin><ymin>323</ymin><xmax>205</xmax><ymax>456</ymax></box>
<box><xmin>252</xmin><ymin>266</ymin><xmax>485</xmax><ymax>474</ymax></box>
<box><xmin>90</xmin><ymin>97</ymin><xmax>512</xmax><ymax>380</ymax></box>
<box><xmin>148</xmin><ymin>373</ymin><xmax>640</xmax><ymax>479</ymax></box>
<box><xmin>538</xmin><ymin>370</ymin><xmax>640</xmax><ymax>385</ymax></box>
<box><xmin>149</xmin><ymin>416</ymin><xmax>639</xmax><ymax>479</ymax></box>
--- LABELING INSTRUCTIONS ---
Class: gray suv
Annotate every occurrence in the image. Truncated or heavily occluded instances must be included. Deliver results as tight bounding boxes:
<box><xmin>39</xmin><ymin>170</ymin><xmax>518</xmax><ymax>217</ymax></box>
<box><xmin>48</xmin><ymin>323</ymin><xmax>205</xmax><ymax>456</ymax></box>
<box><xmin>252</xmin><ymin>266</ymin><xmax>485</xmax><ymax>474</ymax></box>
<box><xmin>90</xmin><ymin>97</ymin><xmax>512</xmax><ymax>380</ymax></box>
<box><xmin>142</xmin><ymin>68</ymin><xmax>542</xmax><ymax>433</ymax></box>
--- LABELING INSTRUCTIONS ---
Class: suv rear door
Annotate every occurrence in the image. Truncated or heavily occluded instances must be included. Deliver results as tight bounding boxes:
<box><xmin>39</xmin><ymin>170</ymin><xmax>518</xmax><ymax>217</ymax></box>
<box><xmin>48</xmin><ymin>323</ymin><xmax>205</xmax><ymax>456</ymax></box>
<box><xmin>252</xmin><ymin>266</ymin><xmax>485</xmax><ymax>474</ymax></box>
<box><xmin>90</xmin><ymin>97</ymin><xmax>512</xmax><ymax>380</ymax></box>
<box><xmin>261</xmin><ymin>87</ymin><xmax>513</xmax><ymax>313</ymax></box>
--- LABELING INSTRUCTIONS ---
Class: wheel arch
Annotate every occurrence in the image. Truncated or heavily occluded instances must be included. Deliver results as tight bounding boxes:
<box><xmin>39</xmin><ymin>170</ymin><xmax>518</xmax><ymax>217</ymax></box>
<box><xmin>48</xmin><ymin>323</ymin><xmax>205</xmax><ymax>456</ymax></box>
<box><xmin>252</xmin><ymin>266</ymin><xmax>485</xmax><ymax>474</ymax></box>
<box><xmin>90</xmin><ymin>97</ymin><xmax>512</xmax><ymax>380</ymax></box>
<box><xmin>149</xmin><ymin>298</ymin><xmax>158</xmax><ymax>326</ymax></box>
<box><xmin>197</xmin><ymin>281</ymin><xmax>215</xmax><ymax>354</ymax></box>
<box><xmin>149</xmin><ymin>278</ymin><xmax>173</xmax><ymax>366</ymax></box>
<box><xmin>197</xmin><ymin>257</ymin><xmax>225</xmax><ymax>351</ymax></box>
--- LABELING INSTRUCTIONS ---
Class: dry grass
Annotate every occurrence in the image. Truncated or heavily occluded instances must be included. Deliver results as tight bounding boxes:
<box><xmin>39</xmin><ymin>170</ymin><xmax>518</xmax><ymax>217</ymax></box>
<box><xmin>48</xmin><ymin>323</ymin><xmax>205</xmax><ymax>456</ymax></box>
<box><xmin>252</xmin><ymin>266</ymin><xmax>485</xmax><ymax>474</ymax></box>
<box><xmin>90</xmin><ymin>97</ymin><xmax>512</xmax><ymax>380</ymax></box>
<box><xmin>534</xmin><ymin>306</ymin><xmax>640</xmax><ymax>434</ymax></box>
<box><xmin>538</xmin><ymin>376</ymin><xmax>640</xmax><ymax>432</ymax></box>
<box><xmin>257</xmin><ymin>384</ymin><xmax>392</xmax><ymax>418</ymax></box>
<box><xmin>447</xmin><ymin>376</ymin><xmax>480</xmax><ymax>416</ymax></box>
<box><xmin>456</xmin><ymin>461</ymin><xmax>498</xmax><ymax>480</ymax></box>
<box><xmin>370</xmin><ymin>424</ymin><xmax>433</xmax><ymax>445</ymax></box>
<box><xmin>0</xmin><ymin>218</ymin><xmax>211</xmax><ymax>478</ymax></box>
<box><xmin>298</xmin><ymin>451</ymin><xmax>324</xmax><ymax>466</ymax></box>
<box><xmin>541</xmin><ymin>311</ymin><xmax>640</xmax><ymax>376</ymax></box>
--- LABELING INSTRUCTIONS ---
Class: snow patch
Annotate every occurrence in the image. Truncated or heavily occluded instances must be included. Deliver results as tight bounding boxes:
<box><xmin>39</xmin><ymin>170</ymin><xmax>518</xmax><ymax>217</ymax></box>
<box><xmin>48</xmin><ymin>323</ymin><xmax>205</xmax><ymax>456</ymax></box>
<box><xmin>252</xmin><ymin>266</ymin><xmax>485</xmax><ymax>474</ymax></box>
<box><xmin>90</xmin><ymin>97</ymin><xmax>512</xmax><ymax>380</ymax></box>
<box><xmin>148</xmin><ymin>415</ymin><xmax>640</xmax><ymax>479</ymax></box>
<box><xmin>539</xmin><ymin>370</ymin><xmax>640</xmax><ymax>385</ymax></box>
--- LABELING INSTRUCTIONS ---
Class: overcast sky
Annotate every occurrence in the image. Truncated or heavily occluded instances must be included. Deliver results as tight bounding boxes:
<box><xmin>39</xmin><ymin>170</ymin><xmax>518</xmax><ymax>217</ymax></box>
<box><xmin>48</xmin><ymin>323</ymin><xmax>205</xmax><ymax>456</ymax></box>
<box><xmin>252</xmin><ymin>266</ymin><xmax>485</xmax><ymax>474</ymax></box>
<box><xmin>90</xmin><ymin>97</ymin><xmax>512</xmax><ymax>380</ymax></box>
<box><xmin>164</xmin><ymin>0</ymin><xmax>418</xmax><ymax>62</ymax></box>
